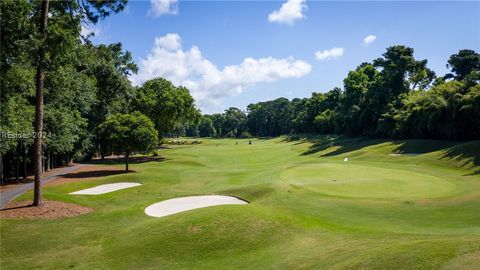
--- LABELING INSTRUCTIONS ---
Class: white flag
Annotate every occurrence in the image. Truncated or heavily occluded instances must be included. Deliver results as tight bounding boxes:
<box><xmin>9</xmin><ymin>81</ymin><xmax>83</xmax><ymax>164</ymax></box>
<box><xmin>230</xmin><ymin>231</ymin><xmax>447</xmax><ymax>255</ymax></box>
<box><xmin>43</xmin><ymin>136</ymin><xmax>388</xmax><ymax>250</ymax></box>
<box><xmin>344</xmin><ymin>157</ymin><xmax>348</xmax><ymax>162</ymax></box>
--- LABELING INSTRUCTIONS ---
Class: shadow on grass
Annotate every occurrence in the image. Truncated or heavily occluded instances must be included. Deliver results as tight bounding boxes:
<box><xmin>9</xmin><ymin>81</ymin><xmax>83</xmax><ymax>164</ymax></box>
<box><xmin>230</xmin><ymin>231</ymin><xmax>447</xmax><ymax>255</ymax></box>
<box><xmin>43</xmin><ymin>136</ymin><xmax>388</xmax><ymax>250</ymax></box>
<box><xmin>255</xmin><ymin>136</ymin><xmax>275</xmax><ymax>140</ymax></box>
<box><xmin>61</xmin><ymin>170</ymin><xmax>131</xmax><ymax>179</ymax></box>
<box><xmin>283</xmin><ymin>134</ymin><xmax>386</xmax><ymax>156</ymax></box>
<box><xmin>83</xmin><ymin>156</ymin><xmax>165</xmax><ymax>166</ymax></box>
<box><xmin>320</xmin><ymin>138</ymin><xmax>389</xmax><ymax>157</ymax></box>
<box><xmin>437</xmin><ymin>140</ymin><xmax>480</xmax><ymax>175</ymax></box>
<box><xmin>390</xmin><ymin>140</ymin><xmax>459</xmax><ymax>154</ymax></box>
<box><xmin>285</xmin><ymin>134</ymin><xmax>479</xmax><ymax>175</ymax></box>
<box><xmin>0</xmin><ymin>203</ymin><xmax>32</xmax><ymax>211</ymax></box>
<box><xmin>323</xmin><ymin>138</ymin><xmax>459</xmax><ymax>157</ymax></box>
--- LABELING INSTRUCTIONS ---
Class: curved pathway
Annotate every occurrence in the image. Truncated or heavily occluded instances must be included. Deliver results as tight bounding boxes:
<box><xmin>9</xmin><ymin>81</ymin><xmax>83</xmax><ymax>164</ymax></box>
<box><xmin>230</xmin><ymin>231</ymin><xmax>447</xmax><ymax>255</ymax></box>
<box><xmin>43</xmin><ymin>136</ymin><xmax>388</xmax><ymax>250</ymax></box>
<box><xmin>0</xmin><ymin>164</ymin><xmax>85</xmax><ymax>209</ymax></box>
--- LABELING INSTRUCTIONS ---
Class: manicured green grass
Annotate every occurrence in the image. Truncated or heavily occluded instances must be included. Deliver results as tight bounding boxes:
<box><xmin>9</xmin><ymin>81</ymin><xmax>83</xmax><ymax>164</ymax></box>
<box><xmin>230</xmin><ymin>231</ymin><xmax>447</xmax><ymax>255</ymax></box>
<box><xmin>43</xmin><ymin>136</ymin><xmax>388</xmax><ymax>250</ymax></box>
<box><xmin>1</xmin><ymin>136</ymin><xmax>479</xmax><ymax>269</ymax></box>
<box><xmin>282</xmin><ymin>163</ymin><xmax>457</xmax><ymax>199</ymax></box>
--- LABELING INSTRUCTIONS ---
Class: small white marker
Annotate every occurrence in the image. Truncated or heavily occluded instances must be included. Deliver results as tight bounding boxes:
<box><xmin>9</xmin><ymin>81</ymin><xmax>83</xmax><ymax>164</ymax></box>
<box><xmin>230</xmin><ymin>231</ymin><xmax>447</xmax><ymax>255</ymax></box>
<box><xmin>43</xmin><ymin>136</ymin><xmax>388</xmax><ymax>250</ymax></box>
<box><xmin>344</xmin><ymin>157</ymin><xmax>348</xmax><ymax>162</ymax></box>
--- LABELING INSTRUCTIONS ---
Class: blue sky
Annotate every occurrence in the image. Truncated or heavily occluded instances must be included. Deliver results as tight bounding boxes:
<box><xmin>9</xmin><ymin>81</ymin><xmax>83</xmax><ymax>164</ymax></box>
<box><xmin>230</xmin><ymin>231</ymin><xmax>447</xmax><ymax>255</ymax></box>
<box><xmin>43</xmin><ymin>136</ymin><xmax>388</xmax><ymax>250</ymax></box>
<box><xmin>86</xmin><ymin>0</ymin><xmax>480</xmax><ymax>113</ymax></box>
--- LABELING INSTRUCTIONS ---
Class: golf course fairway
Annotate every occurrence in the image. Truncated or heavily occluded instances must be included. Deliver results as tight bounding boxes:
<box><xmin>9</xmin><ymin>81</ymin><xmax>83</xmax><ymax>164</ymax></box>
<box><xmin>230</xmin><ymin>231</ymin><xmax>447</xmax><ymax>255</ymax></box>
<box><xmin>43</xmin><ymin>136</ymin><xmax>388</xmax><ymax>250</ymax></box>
<box><xmin>1</xmin><ymin>136</ymin><xmax>479</xmax><ymax>269</ymax></box>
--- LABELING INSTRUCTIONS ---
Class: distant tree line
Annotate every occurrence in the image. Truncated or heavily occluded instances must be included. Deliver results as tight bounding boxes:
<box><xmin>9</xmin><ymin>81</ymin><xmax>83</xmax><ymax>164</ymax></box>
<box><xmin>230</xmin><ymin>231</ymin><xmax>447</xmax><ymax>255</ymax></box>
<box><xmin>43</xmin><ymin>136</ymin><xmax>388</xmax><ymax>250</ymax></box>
<box><xmin>186</xmin><ymin>47</ymin><xmax>480</xmax><ymax>141</ymax></box>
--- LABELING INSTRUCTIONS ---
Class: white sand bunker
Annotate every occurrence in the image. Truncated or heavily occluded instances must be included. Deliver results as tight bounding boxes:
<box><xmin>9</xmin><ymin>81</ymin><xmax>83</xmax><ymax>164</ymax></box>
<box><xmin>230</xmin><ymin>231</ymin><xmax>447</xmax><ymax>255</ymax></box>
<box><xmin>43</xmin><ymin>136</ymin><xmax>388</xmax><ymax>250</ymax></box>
<box><xmin>70</xmin><ymin>182</ymin><xmax>142</xmax><ymax>195</ymax></box>
<box><xmin>145</xmin><ymin>195</ymin><xmax>248</xmax><ymax>217</ymax></box>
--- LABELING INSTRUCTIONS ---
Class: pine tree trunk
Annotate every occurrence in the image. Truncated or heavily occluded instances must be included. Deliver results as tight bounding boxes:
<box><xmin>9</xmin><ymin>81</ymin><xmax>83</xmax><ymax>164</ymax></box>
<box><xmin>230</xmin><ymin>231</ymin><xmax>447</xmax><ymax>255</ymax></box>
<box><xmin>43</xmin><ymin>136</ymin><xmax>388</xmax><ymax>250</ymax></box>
<box><xmin>125</xmin><ymin>152</ymin><xmax>129</xmax><ymax>172</ymax></box>
<box><xmin>33</xmin><ymin>0</ymin><xmax>50</xmax><ymax>206</ymax></box>
<box><xmin>22</xmin><ymin>143</ymin><xmax>27</xmax><ymax>181</ymax></box>
<box><xmin>47</xmin><ymin>151</ymin><xmax>51</xmax><ymax>171</ymax></box>
<box><xmin>15</xmin><ymin>143</ymin><xmax>21</xmax><ymax>180</ymax></box>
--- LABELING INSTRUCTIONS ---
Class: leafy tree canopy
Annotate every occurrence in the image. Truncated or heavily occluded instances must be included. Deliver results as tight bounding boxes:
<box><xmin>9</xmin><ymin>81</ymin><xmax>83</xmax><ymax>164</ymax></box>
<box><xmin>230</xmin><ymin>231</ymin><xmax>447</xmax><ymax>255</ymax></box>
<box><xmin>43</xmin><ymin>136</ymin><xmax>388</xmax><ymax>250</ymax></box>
<box><xmin>98</xmin><ymin>112</ymin><xmax>158</xmax><ymax>171</ymax></box>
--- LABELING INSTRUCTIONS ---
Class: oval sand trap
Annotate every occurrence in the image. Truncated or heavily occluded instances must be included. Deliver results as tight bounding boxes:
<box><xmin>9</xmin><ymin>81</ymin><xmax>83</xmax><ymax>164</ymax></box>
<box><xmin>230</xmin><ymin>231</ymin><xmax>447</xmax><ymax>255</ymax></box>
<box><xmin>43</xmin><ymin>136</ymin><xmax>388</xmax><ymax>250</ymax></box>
<box><xmin>70</xmin><ymin>182</ymin><xmax>142</xmax><ymax>195</ymax></box>
<box><xmin>145</xmin><ymin>195</ymin><xmax>248</xmax><ymax>217</ymax></box>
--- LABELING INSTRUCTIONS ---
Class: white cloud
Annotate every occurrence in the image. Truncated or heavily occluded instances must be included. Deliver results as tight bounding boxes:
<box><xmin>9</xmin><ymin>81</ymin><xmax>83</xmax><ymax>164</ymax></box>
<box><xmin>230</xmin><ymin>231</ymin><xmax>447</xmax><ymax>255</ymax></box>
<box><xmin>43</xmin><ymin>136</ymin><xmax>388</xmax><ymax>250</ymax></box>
<box><xmin>363</xmin><ymin>35</ymin><xmax>376</xmax><ymax>45</ymax></box>
<box><xmin>131</xmin><ymin>33</ymin><xmax>312</xmax><ymax>112</ymax></box>
<box><xmin>268</xmin><ymin>0</ymin><xmax>307</xmax><ymax>25</ymax></box>
<box><xmin>155</xmin><ymin>33</ymin><xmax>181</xmax><ymax>50</ymax></box>
<box><xmin>80</xmin><ymin>23</ymin><xmax>101</xmax><ymax>38</ymax></box>
<box><xmin>149</xmin><ymin>0</ymin><xmax>178</xmax><ymax>17</ymax></box>
<box><xmin>315</xmin><ymin>47</ymin><xmax>344</xmax><ymax>61</ymax></box>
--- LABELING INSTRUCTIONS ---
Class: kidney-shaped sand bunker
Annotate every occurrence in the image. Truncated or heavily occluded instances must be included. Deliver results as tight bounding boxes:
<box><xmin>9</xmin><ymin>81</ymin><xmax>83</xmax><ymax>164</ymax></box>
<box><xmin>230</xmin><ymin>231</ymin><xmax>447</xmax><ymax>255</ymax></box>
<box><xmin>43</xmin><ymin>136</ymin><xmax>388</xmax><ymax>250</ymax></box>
<box><xmin>145</xmin><ymin>195</ymin><xmax>248</xmax><ymax>217</ymax></box>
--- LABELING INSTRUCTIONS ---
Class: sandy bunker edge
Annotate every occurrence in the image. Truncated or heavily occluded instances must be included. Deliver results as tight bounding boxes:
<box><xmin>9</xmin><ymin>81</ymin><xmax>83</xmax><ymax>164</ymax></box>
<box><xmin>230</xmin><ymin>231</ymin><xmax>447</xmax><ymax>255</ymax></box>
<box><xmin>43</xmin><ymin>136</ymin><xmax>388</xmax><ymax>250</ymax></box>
<box><xmin>145</xmin><ymin>195</ymin><xmax>248</xmax><ymax>217</ymax></box>
<box><xmin>70</xmin><ymin>182</ymin><xmax>142</xmax><ymax>195</ymax></box>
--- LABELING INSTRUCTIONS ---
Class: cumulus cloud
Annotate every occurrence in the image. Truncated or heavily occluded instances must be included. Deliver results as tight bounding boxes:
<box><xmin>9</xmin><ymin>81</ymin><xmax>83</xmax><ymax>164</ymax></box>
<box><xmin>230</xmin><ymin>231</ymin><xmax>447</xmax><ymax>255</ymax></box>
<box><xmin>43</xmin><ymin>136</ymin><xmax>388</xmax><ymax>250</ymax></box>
<box><xmin>268</xmin><ymin>0</ymin><xmax>307</xmax><ymax>25</ymax></box>
<box><xmin>363</xmin><ymin>35</ymin><xmax>376</xmax><ymax>45</ymax></box>
<box><xmin>131</xmin><ymin>33</ymin><xmax>312</xmax><ymax>112</ymax></box>
<box><xmin>149</xmin><ymin>0</ymin><xmax>178</xmax><ymax>17</ymax></box>
<box><xmin>315</xmin><ymin>47</ymin><xmax>344</xmax><ymax>61</ymax></box>
<box><xmin>154</xmin><ymin>33</ymin><xmax>181</xmax><ymax>50</ymax></box>
<box><xmin>80</xmin><ymin>23</ymin><xmax>101</xmax><ymax>38</ymax></box>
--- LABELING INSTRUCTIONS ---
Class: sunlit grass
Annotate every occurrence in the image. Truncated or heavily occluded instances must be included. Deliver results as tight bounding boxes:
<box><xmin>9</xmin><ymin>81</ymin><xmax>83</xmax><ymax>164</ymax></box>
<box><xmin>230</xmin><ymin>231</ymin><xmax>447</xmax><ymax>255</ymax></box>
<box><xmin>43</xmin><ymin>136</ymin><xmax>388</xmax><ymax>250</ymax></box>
<box><xmin>1</xmin><ymin>136</ymin><xmax>479</xmax><ymax>269</ymax></box>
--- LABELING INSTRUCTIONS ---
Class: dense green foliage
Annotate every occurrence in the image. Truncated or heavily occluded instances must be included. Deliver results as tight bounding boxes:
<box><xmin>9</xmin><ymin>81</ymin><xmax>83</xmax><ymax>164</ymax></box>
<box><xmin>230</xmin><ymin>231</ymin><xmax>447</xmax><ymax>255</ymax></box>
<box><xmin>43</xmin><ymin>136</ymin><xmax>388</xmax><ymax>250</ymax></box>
<box><xmin>98</xmin><ymin>112</ymin><xmax>158</xmax><ymax>171</ymax></box>
<box><xmin>1</xmin><ymin>137</ymin><xmax>479</xmax><ymax>269</ymax></box>
<box><xmin>191</xmin><ymin>48</ymin><xmax>480</xmax><ymax>140</ymax></box>
<box><xmin>133</xmin><ymin>78</ymin><xmax>200</xmax><ymax>137</ymax></box>
<box><xmin>0</xmin><ymin>0</ymin><xmax>198</xmax><ymax>181</ymax></box>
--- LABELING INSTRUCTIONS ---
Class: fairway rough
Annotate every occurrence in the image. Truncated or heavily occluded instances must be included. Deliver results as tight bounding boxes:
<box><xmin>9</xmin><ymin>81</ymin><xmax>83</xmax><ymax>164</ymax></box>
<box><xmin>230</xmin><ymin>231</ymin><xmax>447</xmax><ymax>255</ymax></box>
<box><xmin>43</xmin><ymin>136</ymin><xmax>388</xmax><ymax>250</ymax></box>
<box><xmin>70</xmin><ymin>182</ymin><xmax>142</xmax><ymax>195</ymax></box>
<box><xmin>145</xmin><ymin>195</ymin><xmax>248</xmax><ymax>217</ymax></box>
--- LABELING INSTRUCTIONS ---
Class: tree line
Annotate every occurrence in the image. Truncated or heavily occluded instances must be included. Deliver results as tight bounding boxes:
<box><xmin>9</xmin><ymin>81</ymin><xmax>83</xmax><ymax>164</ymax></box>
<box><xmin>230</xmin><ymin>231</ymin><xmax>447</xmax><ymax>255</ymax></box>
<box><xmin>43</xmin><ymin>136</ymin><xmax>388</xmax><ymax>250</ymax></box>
<box><xmin>0</xmin><ymin>0</ymin><xmax>199</xmax><ymax>194</ymax></box>
<box><xmin>187</xmin><ymin>47</ymin><xmax>480</xmax><ymax>140</ymax></box>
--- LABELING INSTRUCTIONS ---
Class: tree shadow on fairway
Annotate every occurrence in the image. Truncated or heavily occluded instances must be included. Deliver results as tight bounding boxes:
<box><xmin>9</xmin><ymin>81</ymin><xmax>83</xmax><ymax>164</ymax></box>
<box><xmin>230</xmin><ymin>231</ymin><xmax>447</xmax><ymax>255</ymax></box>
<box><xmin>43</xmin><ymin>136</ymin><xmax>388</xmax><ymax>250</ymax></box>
<box><xmin>390</xmin><ymin>140</ymin><xmax>458</xmax><ymax>154</ymax></box>
<box><xmin>437</xmin><ymin>140</ymin><xmax>480</xmax><ymax>175</ymax></box>
<box><xmin>282</xmin><ymin>133</ymin><xmax>322</xmax><ymax>143</ymax></box>
<box><xmin>466</xmin><ymin>169</ymin><xmax>480</xmax><ymax>176</ymax></box>
<box><xmin>282</xmin><ymin>134</ymin><xmax>344</xmax><ymax>154</ymax></box>
<box><xmin>285</xmin><ymin>134</ymin><xmax>388</xmax><ymax>156</ymax></box>
<box><xmin>61</xmin><ymin>170</ymin><xmax>130</xmax><ymax>179</ymax></box>
<box><xmin>286</xmin><ymin>135</ymin><xmax>480</xmax><ymax>175</ymax></box>
<box><xmin>256</xmin><ymin>136</ymin><xmax>275</xmax><ymax>140</ymax></box>
<box><xmin>319</xmin><ymin>138</ymin><xmax>389</xmax><ymax>157</ymax></box>
<box><xmin>83</xmin><ymin>156</ymin><xmax>166</xmax><ymax>166</ymax></box>
<box><xmin>320</xmin><ymin>138</ymin><xmax>458</xmax><ymax>157</ymax></box>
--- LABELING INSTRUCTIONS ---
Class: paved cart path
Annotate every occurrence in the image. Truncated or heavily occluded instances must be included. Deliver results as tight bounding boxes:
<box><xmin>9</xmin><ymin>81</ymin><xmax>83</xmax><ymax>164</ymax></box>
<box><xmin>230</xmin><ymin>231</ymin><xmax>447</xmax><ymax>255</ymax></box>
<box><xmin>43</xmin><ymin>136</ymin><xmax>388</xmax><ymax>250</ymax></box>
<box><xmin>0</xmin><ymin>164</ymin><xmax>85</xmax><ymax>210</ymax></box>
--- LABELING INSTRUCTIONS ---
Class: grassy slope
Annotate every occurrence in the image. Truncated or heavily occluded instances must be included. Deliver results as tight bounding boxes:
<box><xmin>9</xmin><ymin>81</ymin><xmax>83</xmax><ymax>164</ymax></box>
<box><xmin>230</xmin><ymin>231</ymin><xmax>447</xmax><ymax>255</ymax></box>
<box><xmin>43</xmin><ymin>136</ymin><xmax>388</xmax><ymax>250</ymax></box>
<box><xmin>1</xmin><ymin>136</ymin><xmax>479</xmax><ymax>269</ymax></box>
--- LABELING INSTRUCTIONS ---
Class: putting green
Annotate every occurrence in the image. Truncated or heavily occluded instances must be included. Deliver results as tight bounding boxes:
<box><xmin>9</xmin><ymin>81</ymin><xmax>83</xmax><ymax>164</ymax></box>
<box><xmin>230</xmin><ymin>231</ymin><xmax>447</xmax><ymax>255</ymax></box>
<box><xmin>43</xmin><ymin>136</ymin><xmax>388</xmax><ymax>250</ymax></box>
<box><xmin>281</xmin><ymin>163</ymin><xmax>457</xmax><ymax>199</ymax></box>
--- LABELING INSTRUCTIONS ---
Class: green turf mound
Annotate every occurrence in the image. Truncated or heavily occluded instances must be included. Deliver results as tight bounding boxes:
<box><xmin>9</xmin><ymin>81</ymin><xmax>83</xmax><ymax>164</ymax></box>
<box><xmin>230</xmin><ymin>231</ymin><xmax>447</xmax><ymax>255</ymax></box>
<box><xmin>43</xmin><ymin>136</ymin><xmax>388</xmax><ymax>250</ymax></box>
<box><xmin>434</xmin><ymin>140</ymin><xmax>480</xmax><ymax>170</ymax></box>
<box><xmin>281</xmin><ymin>163</ymin><xmax>457</xmax><ymax>199</ymax></box>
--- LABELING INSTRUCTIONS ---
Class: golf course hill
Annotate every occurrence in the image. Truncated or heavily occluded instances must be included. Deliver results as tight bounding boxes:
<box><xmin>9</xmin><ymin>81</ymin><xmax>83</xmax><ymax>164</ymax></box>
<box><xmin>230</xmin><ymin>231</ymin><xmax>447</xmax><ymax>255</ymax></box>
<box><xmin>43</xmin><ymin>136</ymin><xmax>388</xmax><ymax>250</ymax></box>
<box><xmin>1</xmin><ymin>135</ymin><xmax>479</xmax><ymax>269</ymax></box>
